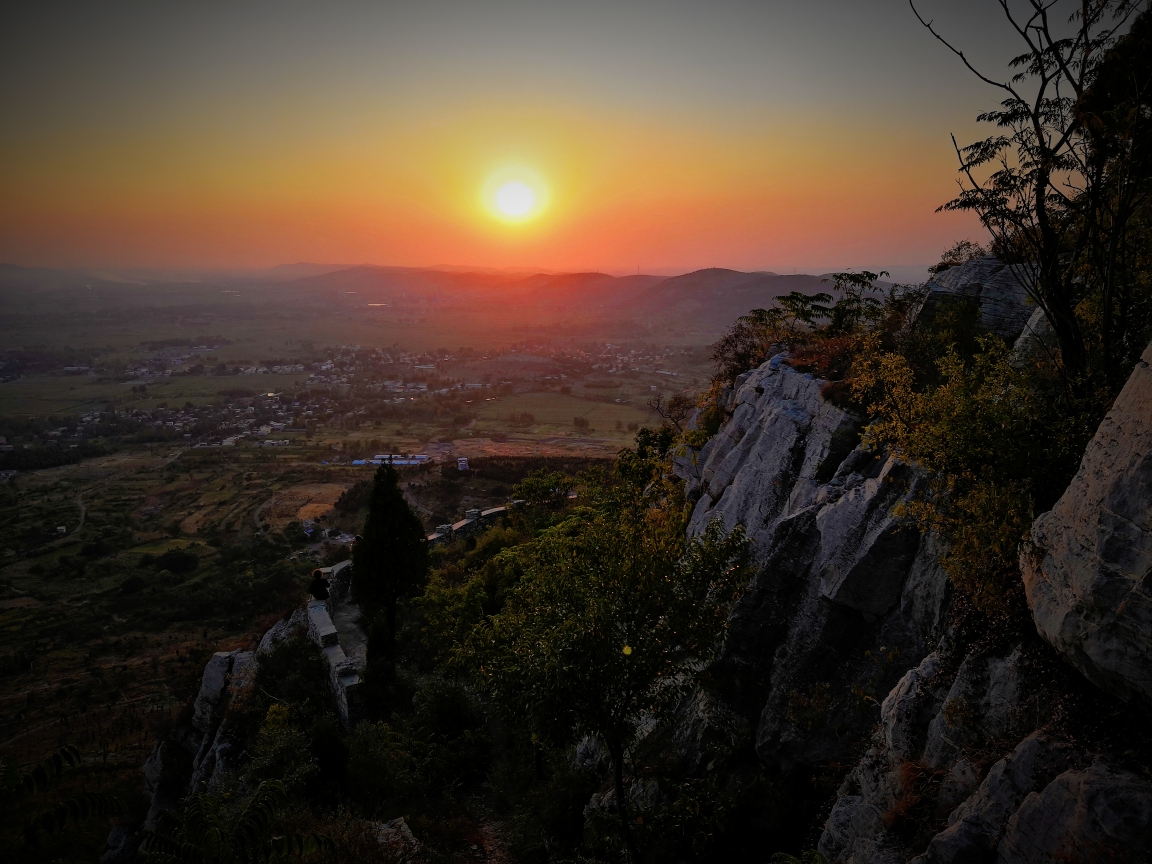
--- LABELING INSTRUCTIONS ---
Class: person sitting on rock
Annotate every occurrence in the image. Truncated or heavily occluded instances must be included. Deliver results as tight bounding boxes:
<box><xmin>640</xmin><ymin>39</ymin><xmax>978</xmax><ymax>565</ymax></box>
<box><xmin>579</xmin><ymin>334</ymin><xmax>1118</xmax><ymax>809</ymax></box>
<box><xmin>309</xmin><ymin>569</ymin><xmax>330</xmax><ymax>601</ymax></box>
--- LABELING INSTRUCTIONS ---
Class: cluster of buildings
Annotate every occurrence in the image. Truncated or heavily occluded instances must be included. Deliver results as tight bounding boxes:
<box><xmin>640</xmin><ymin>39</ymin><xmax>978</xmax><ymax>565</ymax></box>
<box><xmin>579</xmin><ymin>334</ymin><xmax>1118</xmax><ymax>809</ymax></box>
<box><xmin>426</xmin><ymin>502</ymin><xmax>522</xmax><ymax>545</ymax></box>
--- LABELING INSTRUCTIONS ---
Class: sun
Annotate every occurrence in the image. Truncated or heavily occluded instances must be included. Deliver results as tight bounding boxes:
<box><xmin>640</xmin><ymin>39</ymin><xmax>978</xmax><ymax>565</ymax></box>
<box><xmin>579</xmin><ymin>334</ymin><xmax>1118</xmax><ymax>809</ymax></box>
<box><xmin>483</xmin><ymin>168</ymin><xmax>547</xmax><ymax>223</ymax></box>
<box><xmin>495</xmin><ymin>181</ymin><xmax>535</xmax><ymax>218</ymax></box>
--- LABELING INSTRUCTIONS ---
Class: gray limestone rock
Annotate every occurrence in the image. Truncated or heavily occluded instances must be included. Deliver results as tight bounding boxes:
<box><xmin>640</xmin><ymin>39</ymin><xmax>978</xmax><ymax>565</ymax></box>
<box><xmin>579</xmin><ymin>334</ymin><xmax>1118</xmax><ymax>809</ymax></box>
<box><xmin>911</xmin><ymin>732</ymin><xmax>1082</xmax><ymax>864</ymax></box>
<box><xmin>816</xmin><ymin>456</ymin><xmax>922</xmax><ymax>619</ymax></box>
<box><xmin>819</xmin><ymin>643</ymin><xmax>1037</xmax><ymax>862</ymax></box>
<box><xmin>1010</xmin><ymin>306</ymin><xmax>1057</xmax><ymax>367</ymax></box>
<box><xmin>686</xmin><ymin>353</ymin><xmax>861</xmax><ymax>553</ymax></box>
<box><xmin>191</xmin><ymin>651</ymin><xmax>233</xmax><ymax>733</ymax></box>
<box><xmin>1022</xmin><ymin>340</ymin><xmax>1152</xmax><ymax>704</ymax></box>
<box><xmin>913</xmin><ymin>256</ymin><xmax>1034</xmax><ymax>342</ymax></box>
<box><xmin>370</xmin><ymin>817</ymin><xmax>423</xmax><ymax>863</ymax></box>
<box><xmin>256</xmin><ymin>609</ymin><xmax>307</xmax><ymax>654</ymax></box>
<box><xmin>670</xmin><ymin>356</ymin><xmax>952</xmax><ymax>772</ymax></box>
<box><xmin>99</xmin><ymin>824</ymin><xmax>136</xmax><ymax>864</ymax></box>
<box><xmin>997</xmin><ymin>761</ymin><xmax>1152</xmax><ymax>863</ymax></box>
<box><xmin>881</xmin><ymin>652</ymin><xmax>941</xmax><ymax>762</ymax></box>
<box><xmin>142</xmin><ymin>739</ymin><xmax>193</xmax><ymax>825</ymax></box>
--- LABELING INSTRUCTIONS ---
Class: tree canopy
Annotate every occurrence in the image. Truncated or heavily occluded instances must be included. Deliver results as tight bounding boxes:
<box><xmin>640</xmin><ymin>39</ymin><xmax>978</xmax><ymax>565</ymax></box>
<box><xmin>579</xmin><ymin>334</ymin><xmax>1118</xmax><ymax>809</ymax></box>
<box><xmin>352</xmin><ymin>464</ymin><xmax>429</xmax><ymax>655</ymax></box>
<box><xmin>461</xmin><ymin>453</ymin><xmax>750</xmax><ymax>859</ymax></box>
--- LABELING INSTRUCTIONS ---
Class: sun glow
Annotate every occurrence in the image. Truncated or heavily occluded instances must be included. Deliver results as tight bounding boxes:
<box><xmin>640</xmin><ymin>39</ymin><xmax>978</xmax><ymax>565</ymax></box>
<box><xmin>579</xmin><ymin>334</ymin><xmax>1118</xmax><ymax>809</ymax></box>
<box><xmin>495</xmin><ymin>182</ymin><xmax>535</xmax><ymax>217</ymax></box>
<box><xmin>483</xmin><ymin>168</ymin><xmax>547</xmax><ymax>224</ymax></box>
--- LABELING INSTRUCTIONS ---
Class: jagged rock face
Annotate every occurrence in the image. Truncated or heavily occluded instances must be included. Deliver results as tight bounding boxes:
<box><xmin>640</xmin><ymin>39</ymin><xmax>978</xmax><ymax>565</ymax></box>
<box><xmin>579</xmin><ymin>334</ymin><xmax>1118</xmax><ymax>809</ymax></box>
<box><xmin>679</xmin><ymin>357</ymin><xmax>951</xmax><ymax>770</ymax></box>
<box><xmin>685</xmin><ymin>353</ymin><xmax>861</xmax><ymax>551</ymax></box>
<box><xmin>914</xmin><ymin>256</ymin><xmax>1034</xmax><ymax>342</ymax></box>
<box><xmin>141</xmin><ymin>648</ymin><xmax>252</xmax><ymax>828</ymax></box>
<box><xmin>191</xmin><ymin>651</ymin><xmax>235</xmax><ymax>732</ymax></box>
<box><xmin>818</xmin><ymin>643</ymin><xmax>1152</xmax><ymax>864</ymax></box>
<box><xmin>1022</xmin><ymin>340</ymin><xmax>1152</xmax><ymax>704</ymax></box>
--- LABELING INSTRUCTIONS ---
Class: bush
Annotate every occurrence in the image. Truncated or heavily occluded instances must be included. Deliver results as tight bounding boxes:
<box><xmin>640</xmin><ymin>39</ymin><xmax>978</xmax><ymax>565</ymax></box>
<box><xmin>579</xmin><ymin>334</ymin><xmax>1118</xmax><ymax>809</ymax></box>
<box><xmin>345</xmin><ymin>722</ymin><xmax>422</xmax><ymax>818</ymax></box>
<box><xmin>252</xmin><ymin>633</ymin><xmax>335</xmax><ymax>729</ymax></box>
<box><xmin>334</xmin><ymin>479</ymin><xmax>372</xmax><ymax>514</ymax></box>
<box><xmin>153</xmin><ymin>548</ymin><xmax>199</xmax><ymax>575</ymax></box>
<box><xmin>246</xmin><ymin>704</ymin><xmax>318</xmax><ymax>796</ymax></box>
<box><xmin>853</xmin><ymin>337</ymin><xmax>1088</xmax><ymax>617</ymax></box>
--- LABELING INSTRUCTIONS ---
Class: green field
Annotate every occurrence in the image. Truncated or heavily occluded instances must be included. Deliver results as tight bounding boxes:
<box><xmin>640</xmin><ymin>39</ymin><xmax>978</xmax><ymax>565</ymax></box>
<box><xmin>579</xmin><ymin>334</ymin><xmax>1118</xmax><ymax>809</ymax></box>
<box><xmin>473</xmin><ymin>391</ymin><xmax>656</xmax><ymax>436</ymax></box>
<box><xmin>0</xmin><ymin>372</ymin><xmax>309</xmax><ymax>417</ymax></box>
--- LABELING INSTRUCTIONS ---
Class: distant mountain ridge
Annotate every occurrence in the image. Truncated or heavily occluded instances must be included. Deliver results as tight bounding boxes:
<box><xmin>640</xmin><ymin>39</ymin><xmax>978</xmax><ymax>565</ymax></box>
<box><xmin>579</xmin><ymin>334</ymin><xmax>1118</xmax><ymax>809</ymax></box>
<box><xmin>0</xmin><ymin>261</ymin><xmax>903</xmax><ymax>337</ymax></box>
<box><xmin>282</xmin><ymin>264</ymin><xmax>838</xmax><ymax>332</ymax></box>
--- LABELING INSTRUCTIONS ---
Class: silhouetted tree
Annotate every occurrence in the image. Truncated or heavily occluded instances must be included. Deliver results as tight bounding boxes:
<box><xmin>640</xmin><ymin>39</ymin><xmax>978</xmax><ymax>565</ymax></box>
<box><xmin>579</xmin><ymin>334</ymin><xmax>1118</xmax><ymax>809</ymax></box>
<box><xmin>912</xmin><ymin>0</ymin><xmax>1149</xmax><ymax>392</ymax></box>
<box><xmin>352</xmin><ymin>465</ymin><xmax>429</xmax><ymax>658</ymax></box>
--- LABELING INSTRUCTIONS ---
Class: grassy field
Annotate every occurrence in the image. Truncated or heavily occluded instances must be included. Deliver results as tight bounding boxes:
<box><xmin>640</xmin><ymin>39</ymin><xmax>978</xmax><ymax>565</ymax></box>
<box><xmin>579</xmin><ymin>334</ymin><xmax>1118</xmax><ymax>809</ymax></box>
<box><xmin>0</xmin><ymin>297</ymin><xmax>667</xmax><ymax>357</ymax></box>
<box><xmin>473</xmin><ymin>392</ymin><xmax>656</xmax><ymax>436</ymax></box>
<box><xmin>0</xmin><ymin>373</ymin><xmax>310</xmax><ymax>417</ymax></box>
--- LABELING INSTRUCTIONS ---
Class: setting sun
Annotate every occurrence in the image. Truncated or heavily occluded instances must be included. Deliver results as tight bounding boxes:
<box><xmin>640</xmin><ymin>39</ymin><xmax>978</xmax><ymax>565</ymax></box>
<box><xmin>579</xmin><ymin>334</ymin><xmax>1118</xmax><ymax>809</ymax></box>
<box><xmin>482</xmin><ymin>168</ymin><xmax>547</xmax><ymax>224</ymax></box>
<box><xmin>495</xmin><ymin>182</ymin><xmax>535</xmax><ymax>218</ymax></box>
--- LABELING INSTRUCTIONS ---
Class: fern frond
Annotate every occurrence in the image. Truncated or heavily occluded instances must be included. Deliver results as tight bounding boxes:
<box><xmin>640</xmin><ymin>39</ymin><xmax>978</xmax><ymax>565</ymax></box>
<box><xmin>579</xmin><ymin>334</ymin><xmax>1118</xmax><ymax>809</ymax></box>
<box><xmin>254</xmin><ymin>832</ymin><xmax>336</xmax><ymax>861</ymax></box>
<box><xmin>16</xmin><ymin>744</ymin><xmax>83</xmax><ymax>797</ymax></box>
<box><xmin>231</xmin><ymin>780</ymin><xmax>287</xmax><ymax>852</ymax></box>
<box><xmin>23</xmin><ymin>792</ymin><xmax>122</xmax><ymax>846</ymax></box>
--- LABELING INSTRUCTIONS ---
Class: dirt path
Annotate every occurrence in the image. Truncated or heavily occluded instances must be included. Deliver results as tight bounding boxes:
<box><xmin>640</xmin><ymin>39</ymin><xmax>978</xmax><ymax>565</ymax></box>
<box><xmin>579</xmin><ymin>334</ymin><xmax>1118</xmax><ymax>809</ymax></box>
<box><xmin>72</xmin><ymin>494</ymin><xmax>86</xmax><ymax>535</ymax></box>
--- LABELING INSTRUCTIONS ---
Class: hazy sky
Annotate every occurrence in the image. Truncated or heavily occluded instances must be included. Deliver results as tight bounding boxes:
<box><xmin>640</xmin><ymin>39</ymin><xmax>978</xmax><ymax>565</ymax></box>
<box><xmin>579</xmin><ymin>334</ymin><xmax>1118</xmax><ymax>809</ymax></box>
<box><xmin>0</xmin><ymin>1</ymin><xmax>1043</xmax><ymax>273</ymax></box>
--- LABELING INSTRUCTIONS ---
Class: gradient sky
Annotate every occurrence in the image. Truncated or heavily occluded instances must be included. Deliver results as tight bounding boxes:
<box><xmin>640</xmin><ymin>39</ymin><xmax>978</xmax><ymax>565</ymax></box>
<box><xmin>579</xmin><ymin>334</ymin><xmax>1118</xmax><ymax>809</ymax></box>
<box><xmin>1</xmin><ymin>1</ymin><xmax>1037</xmax><ymax>273</ymax></box>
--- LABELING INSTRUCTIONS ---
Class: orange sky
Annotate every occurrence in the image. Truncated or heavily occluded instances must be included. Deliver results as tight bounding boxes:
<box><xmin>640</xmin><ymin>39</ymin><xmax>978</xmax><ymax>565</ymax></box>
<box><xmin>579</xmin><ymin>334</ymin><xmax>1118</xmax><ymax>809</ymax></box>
<box><xmin>0</xmin><ymin>2</ymin><xmax>1005</xmax><ymax>274</ymax></box>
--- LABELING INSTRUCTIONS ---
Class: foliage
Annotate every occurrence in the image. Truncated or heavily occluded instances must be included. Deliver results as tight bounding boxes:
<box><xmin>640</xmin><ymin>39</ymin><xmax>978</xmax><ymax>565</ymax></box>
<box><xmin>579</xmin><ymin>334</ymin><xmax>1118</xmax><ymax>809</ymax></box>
<box><xmin>509</xmin><ymin>468</ymin><xmax>574</xmax><ymax>532</ymax></box>
<box><xmin>344</xmin><ymin>722</ymin><xmax>422</xmax><ymax>819</ymax></box>
<box><xmin>22</xmin><ymin>793</ymin><xmax>124</xmax><ymax>847</ymax></box>
<box><xmin>710</xmin><ymin>306</ymin><xmax>783</xmax><ymax>386</ymax></box>
<box><xmin>927</xmin><ymin>239</ymin><xmax>987</xmax><ymax>275</ymax></box>
<box><xmin>710</xmin><ymin>270</ymin><xmax>916</xmax><ymax>389</ymax></box>
<box><xmin>352</xmin><ymin>465</ymin><xmax>429</xmax><ymax>658</ymax></box>
<box><xmin>913</xmin><ymin>0</ymin><xmax>1152</xmax><ymax>394</ymax></box>
<box><xmin>647</xmin><ymin>392</ymin><xmax>695</xmax><ymax>433</ymax></box>
<box><xmin>681</xmin><ymin>382</ymin><xmax>728</xmax><ymax>450</ymax></box>
<box><xmin>344</xmin><ymin>678</ymin><xmax>489</xmax><ymax>819</ymax></box>
<box><xmin>153</xmin><ymin>548</ymin><xmax>200</xmax><ymax>575</ymax></box>
<box><xmin>250</xmin><ymin>632</ymin><xmax>336</xmax><ymax>732</ymax></box>
<box><xmin>333</xmin><ymin>479</ymin><xmax>372</xmax><ymax>514</ymax></box>
<box><xmin>245</xmin><ymin>704</ymin><xmax>319</xmax><ymax>797</ymax></box>
<box><xmin>771</xmin><ymin>852</ymin><xmax>827</xmax><ymax>864</ymax></box>
<box><xmin>1</xmin><ymin>744</ymin><xmax>82</xmax><ymax>801</ymax></box>
<box><xmin>852</xmin><ymin>336</ymin><xmax>1088</xmax><ymax>616</ymax></box>
<box><xmin>1</xmin><ymin>744</ymin><xmax>124</xmax><ymax>848</ymax></box>
<box><xmin>460</xmin><ymin>448</ymin><xmax>751</xmax><ymax>857</ymax></box>
<box><xmin>140</xmin><ymin>779</ymin><xmax>333</xmax><ymax>863</ymax></box>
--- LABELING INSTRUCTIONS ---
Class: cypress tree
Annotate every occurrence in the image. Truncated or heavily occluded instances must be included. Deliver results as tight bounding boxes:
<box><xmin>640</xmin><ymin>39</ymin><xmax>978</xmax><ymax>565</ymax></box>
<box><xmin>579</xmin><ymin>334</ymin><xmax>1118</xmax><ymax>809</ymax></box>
<box><xmin>351</xmin><ymin>465</ymin><xmax>429</xmax><ymax>658</ymax></box>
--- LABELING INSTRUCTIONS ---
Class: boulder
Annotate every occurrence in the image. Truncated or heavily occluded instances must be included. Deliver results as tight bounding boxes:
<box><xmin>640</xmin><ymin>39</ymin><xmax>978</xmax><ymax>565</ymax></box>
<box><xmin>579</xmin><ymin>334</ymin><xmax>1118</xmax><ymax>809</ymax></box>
<box><xmin>913</xmin><ymin>256</ymin><xmax>1034</xmax><ymax>342</ymax></box>
<box><xmin>997</xmin><ymin>761</ymin><xmax>1152</xmax><ymax>863</ymax></box>
<box><xmin>686</xmin><ymin>353</ymin><xmax>862</xmax><ymax>553</ymax></box>
<box><xmin>370</xmin><ymin>817</ymin><xmax>423</xmax><ymax>863</ymax></box>
<box><xmin>910</xmin><ymin>732</ymin><xmax>1082</xmax><ymax>864</ymax></box>
<box><xmin>1022</xmin><ymin>340</ymin><xmax>1152</xmax><ymax>704</ymax></box>
<box><xmin>256</xmin><ymin>609</ymin><xmax>308</xmax><ymax>654</ymax></box>
<box><xmin>818</xmin><ymin>642</ymin><xmax>1038</xmax><ymax>862</ymax></box>
<box><xmin>816</xmin><ymin>456</ymin><xmax>922</xmax><ymax>619</ymax></box>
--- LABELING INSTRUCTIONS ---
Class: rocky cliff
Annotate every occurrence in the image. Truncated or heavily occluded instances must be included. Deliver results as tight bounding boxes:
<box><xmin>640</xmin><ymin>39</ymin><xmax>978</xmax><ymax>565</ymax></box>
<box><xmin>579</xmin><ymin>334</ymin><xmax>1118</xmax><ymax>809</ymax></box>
<box><xmin>1022</xmin><ymin>340</ymin><xmax>1152</xmax><ymax>706</ymax></box>
<box><xmin>676</xmin><ymin>355</ymin><xmax>952</xmax><ymax>775</ymax></box>
<box><xmin>672</xmin><ymin>267</ymin><xmax>1152</xmax><ymax>860</ymax></box>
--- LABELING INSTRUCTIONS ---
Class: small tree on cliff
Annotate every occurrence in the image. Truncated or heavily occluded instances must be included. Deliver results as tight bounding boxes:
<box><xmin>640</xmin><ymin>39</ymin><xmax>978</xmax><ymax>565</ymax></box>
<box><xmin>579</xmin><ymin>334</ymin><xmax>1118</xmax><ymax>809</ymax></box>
<box><xmin>465</xmin><ymin>450</ymin><xmax>750</xmax><ymax>860</ymax></box>
<box><xmin>352</xmin><ymin>465</ymin><xmax>429</xmax><ymax>657</ymax></box>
